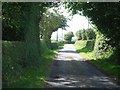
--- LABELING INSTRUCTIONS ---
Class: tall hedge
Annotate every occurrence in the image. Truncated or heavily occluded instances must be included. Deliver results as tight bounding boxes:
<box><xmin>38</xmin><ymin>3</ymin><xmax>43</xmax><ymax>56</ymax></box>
<box><xmin>94</xmin><ymin>31</ymin><xmax>114</xmax><ymax>59</ymax></box>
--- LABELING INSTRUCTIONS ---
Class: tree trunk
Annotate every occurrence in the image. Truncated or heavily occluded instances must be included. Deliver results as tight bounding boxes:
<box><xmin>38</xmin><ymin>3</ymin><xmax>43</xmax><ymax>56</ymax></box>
<box><xmin>23</xmin><ymin>3</ymin><xmax>41</xmax><ymax>68</ymax></box>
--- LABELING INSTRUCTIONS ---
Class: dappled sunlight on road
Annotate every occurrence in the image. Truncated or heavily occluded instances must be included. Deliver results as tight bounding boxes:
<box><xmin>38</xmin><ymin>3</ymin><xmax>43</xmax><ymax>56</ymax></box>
<box><xmin>45</xmin><ymin>44</ymin><xmax>120</xmax><ymax>88</ymax></box>
<box><xmin>45</xmin><ymin>75</ymin><xmax>118</xmax><ymax>88</ymax></box>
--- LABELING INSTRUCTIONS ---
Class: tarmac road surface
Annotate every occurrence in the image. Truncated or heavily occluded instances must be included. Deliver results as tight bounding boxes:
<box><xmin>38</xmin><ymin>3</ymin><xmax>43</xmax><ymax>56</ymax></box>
<box><xmin>45</xmin><ymin>44</ymin><xmax>120</xmax><ymax>89</ymax></box>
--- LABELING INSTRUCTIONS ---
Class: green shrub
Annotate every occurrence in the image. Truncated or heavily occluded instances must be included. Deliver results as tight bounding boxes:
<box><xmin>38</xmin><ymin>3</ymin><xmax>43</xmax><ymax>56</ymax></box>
<box><xmin>75</xmin><ymin>30</ymin><xmax>82</xmax><ymax>40</ymax></box>
<box><xmin>2</xmin><ymin>41</ymin><xmax>25</xmax><ymax>87</ymax></box>
<box><xmin>50</xmin><ymin>42</ymin><xmax>58</xmax><ymax>50</ymax></box>
<box><xmin>81</xmin><ymin>29</ymin><xmax>87</xmax><ymax>40</ymax></box>
<box><xmin>85</xmin><ymin>28</ymin><xmax>96</xmax><ymax>40</ymax></box>
<box><xmin>94</xmin><ymin>31</ymin><xmax>114</xmax><ymax>59</ymax></box>
<box><xmin>86</xmin><ymin>40</ymin><xmax>95</xmax><ymax>51</ymax></box>
<box><xmin>64</xmin><ymin>31</ymin><xmax>74</xmax><ymax>43</ymax></box>
<box><xmin>75</xmin><ymin>28</ymin><xmax>96</xmax><ymax>40</ymax></box>
<box><xmin>50</xmin><ymin>40</ymin><xmax>64</xmax><ymax>50</ymax></box>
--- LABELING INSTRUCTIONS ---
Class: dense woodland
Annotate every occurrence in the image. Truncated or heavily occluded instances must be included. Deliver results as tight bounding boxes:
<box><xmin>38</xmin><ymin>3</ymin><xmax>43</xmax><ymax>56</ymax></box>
<box><xmin>2</xmin><ymin>2</ymin><xmax>120</xmax><ymax>87</ymax></box>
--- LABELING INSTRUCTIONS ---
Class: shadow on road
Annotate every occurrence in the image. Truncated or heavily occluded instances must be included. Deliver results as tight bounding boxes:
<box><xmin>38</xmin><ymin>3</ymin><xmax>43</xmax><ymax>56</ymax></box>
<box><xmin>45</xmin><ymin>60</ymin><xmax>119</xmax><ymax>88</ymax></box>
<box><xmin>58</xmin><ymin>50</ymin><xmax>77</xmax><ymax>54</ymax></box>
<box><xmin>44</xmin><ymin>45</ymin><xmax>120</xmax><ymax>89</ymax></box>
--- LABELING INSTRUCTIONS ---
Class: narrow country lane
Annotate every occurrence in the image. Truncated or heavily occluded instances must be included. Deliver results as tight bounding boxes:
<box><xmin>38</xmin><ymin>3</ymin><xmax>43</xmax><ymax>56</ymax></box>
<box><xmin>45</xmin><ymin>44</ymin><xmax>120</xmax><ymax>89</ymax></box>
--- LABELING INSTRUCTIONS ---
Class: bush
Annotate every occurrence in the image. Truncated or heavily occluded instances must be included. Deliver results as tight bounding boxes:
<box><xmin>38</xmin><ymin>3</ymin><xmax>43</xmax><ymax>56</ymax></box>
<box><xmin>75</xmin><ymin>28</ymin><xmax>96</xmax><ymax>40</ymax></box>
<box><xmin>64</xmin><ymin>31</ymin><xmax>74</xmax><ymax>43</ymax></box>
<box><xmin>50</xmin><ymin>40</ymin><xmax>64</xmax><ymax>50</ymax></box>
<box><xmin>50</xmin><ymin>42</ymin><xmax>58</xmax><ymax>50</ymax></box>
<box><xmin>94</xmin><ymin>31</ymin><xmax>114</xmax><ymax>59</ymax></box>
<box><xmin>2</xmin><ymin>41</ymin><xmax>26</xmax><ymax>87</ymax></box>
<box><xmin>86</xmin><ymin>28</ymin><xmax>96</xmax><ymax>40</ymax></box>
<box><xmin>86</xmin><ymin>40</ymin><xmax>95</xmax><ymax>51</ymax></box>
<box><xmin>75</xmin><ymin>30</ymin><xmax>82</xmax><ymax>40</ymax></box>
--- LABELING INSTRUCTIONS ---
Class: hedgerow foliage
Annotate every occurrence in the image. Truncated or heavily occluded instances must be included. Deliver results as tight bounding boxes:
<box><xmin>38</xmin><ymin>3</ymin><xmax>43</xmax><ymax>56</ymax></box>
<box><xmin>64</xmin><ymin>31</ymin><xmax>74</xmax><ymax>43</ymax></box>
<box><xmin>76</xmin><ymin>28</ymin><xmax>96</xmax><ymax>40</ymax></box>
<box><xmin>66</xmin><ymin>2</ymin><xmax>120</xmax><ymax>64</ymax></box>
<box><xmin>94</xmin><ymin>31</ymin><xmax>114</xmax><ymax>59</ymax></box>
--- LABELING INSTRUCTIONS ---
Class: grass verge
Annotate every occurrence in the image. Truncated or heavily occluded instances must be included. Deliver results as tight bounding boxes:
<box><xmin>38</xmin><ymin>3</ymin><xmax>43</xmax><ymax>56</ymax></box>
<box><xmin>11</xmin><ymin>50</ymin><xmax>57</xmax><ymax>88</ymax></box>
<box><xmin>2</xmin><ymin>41</ymin><xmax>57</xmax><ymax>88</ymax></box>
<box><xmin>74</xmin><ymin>40</ymin><xmax>120</xmax><ymax>84</ymax></box>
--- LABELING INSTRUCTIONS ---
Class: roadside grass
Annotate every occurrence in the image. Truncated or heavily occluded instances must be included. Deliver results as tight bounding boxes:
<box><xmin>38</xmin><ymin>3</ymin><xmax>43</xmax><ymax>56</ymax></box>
<box><xmin>2</xmin><ymin>40</ymin><xmax>57</xmax><ymax>88</ymax></box>
<box><xmin>74</xmin><ymin>40</ymin><xmax>120</xmax><ymax>83</ymax></box>
<box><xmin>11</xmin><ymin>50</ymin><xmax>56</xmax><ymax>88</ymax></box>
<box><xmin>75</xmin><ymin>40</ymin><xmax>95</xmax><ymax>60</ymax></box>
<box><xmin>91</xmin><ymin>59</ymin><xmax>120</xmax><ymax>81</ymax></box>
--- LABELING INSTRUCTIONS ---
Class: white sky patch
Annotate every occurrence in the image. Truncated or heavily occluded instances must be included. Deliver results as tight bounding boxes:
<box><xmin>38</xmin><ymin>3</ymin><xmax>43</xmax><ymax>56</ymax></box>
<box><xmin>51</xmin><ymin>5</ymin><xmax>93</xmax><ymax>40</ymax></box>
<box><xmin>65</xmin><ymin>14</ymin><xmax>91</xmax><ymax>33</ymax></box>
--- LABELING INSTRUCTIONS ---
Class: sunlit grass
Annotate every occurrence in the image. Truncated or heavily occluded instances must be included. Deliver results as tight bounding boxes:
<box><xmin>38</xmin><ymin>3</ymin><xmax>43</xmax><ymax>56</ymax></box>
<box><xmin>74</xmin><ymin>40</ymin><xmax>95</xmax><ymax>60</ymax></box>
<box><xmin>74</xmin><ymin>40</ymin><xmax>120</xmax><ymax>83</ymax></box>
<box><xmin>91</xmin><ymin>59</ymin><xmax>120</xmax><ymax>80</ymax></box>
<box><xmin>80</xmin><ymin>52</ymin><xmax>95</xmax><ymax>60</ymax></box>
<box><xmin>12</xmin><ymin>51</ymin><xmax>56</xmax><ymax>88</ymax></box>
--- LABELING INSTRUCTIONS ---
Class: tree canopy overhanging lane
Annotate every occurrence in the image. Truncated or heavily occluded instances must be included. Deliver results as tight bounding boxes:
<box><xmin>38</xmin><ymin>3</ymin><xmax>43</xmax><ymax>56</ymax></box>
<box><xmin>2</xmin><ymin>2</ymin><xmax>120</xmax><ymax>88</ymax></box>
<box><xmin>66</xmin><ymin>2</ymin><xmax>120</xmax><ymax>63</ymax></box>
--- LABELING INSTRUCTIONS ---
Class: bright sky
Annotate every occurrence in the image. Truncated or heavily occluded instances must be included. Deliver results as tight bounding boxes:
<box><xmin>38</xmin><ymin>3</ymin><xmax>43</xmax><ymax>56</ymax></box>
<box><xmin>51</xmin><ymin>5</ymin><xmax>93</xmax><ymax>40</ymax></box>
